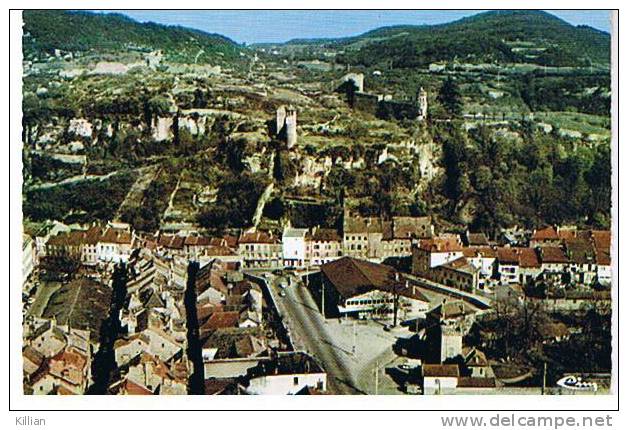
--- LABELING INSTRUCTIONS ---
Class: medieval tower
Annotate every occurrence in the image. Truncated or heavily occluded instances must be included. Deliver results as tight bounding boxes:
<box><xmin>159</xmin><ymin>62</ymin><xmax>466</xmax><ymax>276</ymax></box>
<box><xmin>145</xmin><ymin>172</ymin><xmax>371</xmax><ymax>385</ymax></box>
<box><xmin>416</xmin><ymin>87</ymin><xmax>428</xmax><ymax>120</ymax></box>
<box><xmin>276</xmin><ymin>105</ymin><xmax>297</xmax><ymax>149</ymax></box>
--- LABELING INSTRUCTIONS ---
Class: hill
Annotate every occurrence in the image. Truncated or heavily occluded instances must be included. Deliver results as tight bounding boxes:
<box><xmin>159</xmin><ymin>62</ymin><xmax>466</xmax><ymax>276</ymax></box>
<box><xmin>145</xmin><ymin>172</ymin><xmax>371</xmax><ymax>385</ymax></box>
<box><xmin>287</xmin><ymin>10</ymin><xmax>610</xmax><ymax>69</ymax></box>
<box><xmin>22</xmin><ymin>10</ymin><xmax>243</xmax><ymax>63</ymax></box>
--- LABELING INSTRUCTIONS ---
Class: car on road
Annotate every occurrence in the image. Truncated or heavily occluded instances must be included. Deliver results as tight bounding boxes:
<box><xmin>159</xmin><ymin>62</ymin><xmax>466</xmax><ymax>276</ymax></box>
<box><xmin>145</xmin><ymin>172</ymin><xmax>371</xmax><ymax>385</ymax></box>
<box><xmin>399</xmin><ymin>359</ymin><xmax>422</xmax><ymax>372</ymax></box>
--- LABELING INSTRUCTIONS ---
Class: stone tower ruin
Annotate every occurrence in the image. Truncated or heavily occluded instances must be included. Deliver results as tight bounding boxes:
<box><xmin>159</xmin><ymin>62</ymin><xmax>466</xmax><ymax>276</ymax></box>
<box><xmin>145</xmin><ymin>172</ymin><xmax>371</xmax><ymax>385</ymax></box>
<box><xmin>275</xmin><ymin>105</ymin><xmax>297</xmax><ymax>149</ymax></box>
<box><xmin>416</xmin><ymin>87</ymin><xmax>428</xmax><ymax>120</ymax></box>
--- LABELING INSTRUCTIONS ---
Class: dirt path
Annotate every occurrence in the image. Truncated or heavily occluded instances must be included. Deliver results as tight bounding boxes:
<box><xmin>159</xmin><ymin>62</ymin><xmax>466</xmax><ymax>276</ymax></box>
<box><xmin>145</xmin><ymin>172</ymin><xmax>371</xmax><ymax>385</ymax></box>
<box><xmin>114</xmin><ymin>164</ymin><xmax>160</xmax><ymax>221</ymax></box>
<box><xmin>27</xmin><ymin>170</ymin><xmax>119</xmax><ymax>191</ymax></box>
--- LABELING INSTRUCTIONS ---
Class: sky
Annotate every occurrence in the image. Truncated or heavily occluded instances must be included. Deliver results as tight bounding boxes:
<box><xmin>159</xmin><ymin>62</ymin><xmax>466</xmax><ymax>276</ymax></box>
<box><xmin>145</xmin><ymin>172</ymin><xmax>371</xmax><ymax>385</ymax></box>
<box><xmin>103</xmin><ymin>10</ymin><xmax>612</xmax><ymax>45</ymax></box>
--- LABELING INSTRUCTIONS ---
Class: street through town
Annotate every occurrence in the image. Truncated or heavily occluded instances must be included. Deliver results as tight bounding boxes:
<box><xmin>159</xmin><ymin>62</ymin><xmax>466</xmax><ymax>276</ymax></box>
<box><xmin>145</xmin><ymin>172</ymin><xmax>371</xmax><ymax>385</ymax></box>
<box><xmin>268</xmin><ymin>275</ymin><xmax>364</xmax><ymax>394</ymax></box>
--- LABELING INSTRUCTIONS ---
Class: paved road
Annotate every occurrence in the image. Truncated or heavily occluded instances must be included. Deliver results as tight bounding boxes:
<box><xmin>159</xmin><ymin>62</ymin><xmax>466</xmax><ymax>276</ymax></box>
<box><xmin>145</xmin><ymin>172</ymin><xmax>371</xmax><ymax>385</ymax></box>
<box><xmin>404</xmin><ymin>274</ymin><xmax>492</xmax><ymax>310</ymax></box>
<box><xmin>268</xmin><ymin>275</ymin><xmax>363</xmax><ymax>394</ymax></box>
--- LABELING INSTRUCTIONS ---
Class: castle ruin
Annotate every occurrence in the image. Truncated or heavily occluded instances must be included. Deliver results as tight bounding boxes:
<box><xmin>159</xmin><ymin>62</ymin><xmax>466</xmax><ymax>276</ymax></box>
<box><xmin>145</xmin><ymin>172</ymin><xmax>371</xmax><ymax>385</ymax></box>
<box><xmin>275</xmin><ymin>105</ymin><xmax>297</xmax><ymax>149</ymax></box>
<box><xmin>337</xmin><ymin>73</ymin><xmax>428</xmax><ymax>122</ymax></box>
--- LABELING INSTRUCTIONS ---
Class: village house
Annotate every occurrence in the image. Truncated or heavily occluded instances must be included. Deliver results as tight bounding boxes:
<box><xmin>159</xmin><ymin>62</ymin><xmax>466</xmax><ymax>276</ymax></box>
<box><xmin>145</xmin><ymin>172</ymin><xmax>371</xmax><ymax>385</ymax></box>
<box><xmin>31</xmin><ymin>347</ymin><xmax>90</xmax><ymax>395</ymax></box>
<box><xmin>343</xmin><ymin>214</ymin><xmax>434</xmax><ymax>261</ymax></box>
<box><xmin>282</xmin><ymin>227</ymin><xmax>309</xmax><ymax>268</ymax></box>
<box><xmin>529</xmin><ymin>226</ymin><xmax>563</xmax><ymax>247</ymax></box>
<box><xmin>421</xmin><ymin>364</ymin><xmax>460</xmax><ymax>395</ymax></box>
<box><xmin>237</xmin><ymin>229</ymin><xmax>282</xmax><ymax>268</ymax></box>
<box><xmin>411</xmin><ymin>235</ymin><xmax>464</xmax><ymax>277</ymax></box>
<box><xmin>114</xmin><ymin>327</ymin><xmax>183</xmax><ymax>367</ymax></box>
<box><xmin>244</xmin><ymin>352</ymin><xmax>326</xmax><ymax>395</ymax></box>
<box><xmin>564</xmin><ymin>237</ymin><xmax>598</xmax><ymax>285</ymax></box>
<box><xmin>46</xmin><ymin>224</ymin><xmax>133</xmax><ymax>264</ymax></box>
<box><xmin>24</xmin><ymin>319</ymin><xmax>91</xmax><ymax>359</ymax></box>
<box><xmin>23</xmin><ymin>346</ymin><xmax>46</xmax><ymax>389</ymax></box>
<box><xmin>122</xmin><ymin>351</ymin><xmax>188</xmax><ymax>395</ymax></box>
<box><xmin>342</xmin><ymin>215</ymin><xmax>384</xmax><ymax>259</ymax></box>
<box><xmin>517</xmin><ymin>247</ymin><xmax>543</xmax><ymax>285</ymax></box>
<box><xmin>495</xmin><ymin>247</ymin><xmax>521</xmax><ymax>284</ymax></box>
<box><xmin>462</xmin><ymin>347</ymin><xmax>493</xmax><ymax>378</ymax></box>
<box><xmin>462</xmin><ymin>247</ymin><xmax>497</xmax><ymax>290</ymax></box>
<box><xmin>538</xmin><ymin>246</ymin><xmax>570</xmax><ymax>274</ymax></box>
<box><xmin>27</xmin><ymin>220</ymin><xmax>71</xmax><ymax>260</ymax></box>
<box><xmin>379</xmin><ymin>216</ymin><xmax>434</xmax><ymax>258</ymax></box>
<box><xmin>591</xmin><ymin>230</ymin><xmax>611</xmax><ymax>285</ymax></box>
<box><xmin>305</xmin><ymin>227</ymin><xmax>342</xmax><ymax>266</ymax></box>
<box><xmin>431</xmin><ymin>257</ymin><xmax>481</xmax><ymax>293</ymax></box>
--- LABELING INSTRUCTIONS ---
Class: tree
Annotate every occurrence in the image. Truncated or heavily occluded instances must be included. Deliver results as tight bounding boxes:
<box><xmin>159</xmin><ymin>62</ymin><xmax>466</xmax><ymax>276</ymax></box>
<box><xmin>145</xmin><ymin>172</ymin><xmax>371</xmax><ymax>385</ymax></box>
<box><xmin>440</xmin><ymin>126</ymin><xmax>469</xmax><ymax>215</ymax></box>
<box><xmin>437</xmin><ymin>77</ymin><xmax>463</xmax><ymax>117</ymax></box>
<box><xmin>263</xmin><ymin>197</ymin><xmax>285</xmax><ymax>220</ymax></box>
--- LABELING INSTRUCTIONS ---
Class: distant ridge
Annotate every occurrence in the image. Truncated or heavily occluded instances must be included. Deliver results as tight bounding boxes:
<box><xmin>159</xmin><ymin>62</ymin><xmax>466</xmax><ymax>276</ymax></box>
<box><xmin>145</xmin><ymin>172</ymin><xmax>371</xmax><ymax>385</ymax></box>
<box><xmin>22</xmin><ymin>10</ymin><xmax>244</xmax><ymax>63</ymax></box>
<box><xmin>281</xmin><ymin>10</ymin><xmax>610</xmax><ymax>68</ymax></box>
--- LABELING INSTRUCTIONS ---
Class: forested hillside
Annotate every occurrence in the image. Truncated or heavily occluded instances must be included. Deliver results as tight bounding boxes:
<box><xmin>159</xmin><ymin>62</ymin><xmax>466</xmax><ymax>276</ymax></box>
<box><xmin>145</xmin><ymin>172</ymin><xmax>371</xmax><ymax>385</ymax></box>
<box><xmin>23</xmin><ymin>10</ymin><xmax>243</xmax><ymax>63</ymax></box>
<box><xmin>289</xmin><ymin>11</ymin><xmax>610</xmax><ymax>68</ymax></box>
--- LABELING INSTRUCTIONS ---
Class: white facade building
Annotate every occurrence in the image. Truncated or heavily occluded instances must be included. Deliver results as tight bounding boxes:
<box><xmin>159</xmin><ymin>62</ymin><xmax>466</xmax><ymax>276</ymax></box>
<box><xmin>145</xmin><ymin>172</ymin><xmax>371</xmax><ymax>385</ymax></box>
<box><xmin>282</xmin><ymin>227</ymin><xmax>309</xmax><ymax>267</ymax></box>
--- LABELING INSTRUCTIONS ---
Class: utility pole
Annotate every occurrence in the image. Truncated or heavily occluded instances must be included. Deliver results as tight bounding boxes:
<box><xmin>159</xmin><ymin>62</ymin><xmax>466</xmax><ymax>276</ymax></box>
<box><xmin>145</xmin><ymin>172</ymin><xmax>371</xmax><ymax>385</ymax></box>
<box><xmin>321</xmin><ymin>279</ymin><xmax>325</xmax><ymax>320</ymax></box>
<box><xmin>374</xmin><ymin>361</ymin><xmax>379</xmax><ymax>395</ymax></box>
<box><xmin>352</xmin><ymin>320</ymin><xmax>357</xmax><ymax>355</ymax></box>
<box><xmin>393</xmin><ymin>289</ymin><xmax>399</xmax><ymax>327</ymax></box>
<box><xmin>392</xmin><ymin>274</ymin><xmax>401</xmax><ymax>327</ymax></box>
<box><xmin>542</xmin><ymin>362</ymin><xmax>547</xmax><ymax>395</ymax></box>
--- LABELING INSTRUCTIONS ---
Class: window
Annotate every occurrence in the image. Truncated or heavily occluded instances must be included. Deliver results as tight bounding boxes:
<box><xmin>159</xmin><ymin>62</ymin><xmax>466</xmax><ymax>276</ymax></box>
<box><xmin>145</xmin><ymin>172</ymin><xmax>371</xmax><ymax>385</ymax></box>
<box><xmin>293</xmin><ymin>377</ymin><xmax>299</xmax><ymax>386</ymax></box>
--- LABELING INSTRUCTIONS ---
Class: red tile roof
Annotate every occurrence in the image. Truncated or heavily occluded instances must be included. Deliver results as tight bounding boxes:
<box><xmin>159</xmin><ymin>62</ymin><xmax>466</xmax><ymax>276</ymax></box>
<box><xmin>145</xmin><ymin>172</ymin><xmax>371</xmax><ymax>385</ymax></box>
<box><xmin>418</xmin><ymin>236</ymin><xmax>463</xmax><ymax>253</ymax></box>
<box><xmin>391</xmin><ymin>216</ymin><xmax>433</xmax><ymax>239</ymax></box>
<box><xmin>321</xmin><ymin>257</ymin><xmax>430</xmax><ymax>302</ymax></box>
<box><xmin>440</xmin><ymin>257</ymin><xmax>479</xmax><ymax>275</ymax></box>
<box><xmin>422</xmin><ymin>364</ymin><xmax>460</xmax><ymax>378</ymax></box>
<box><xmin>200</xmin><ymin>311</ymin><xmax>240</xmax><ymax>331</ymax></box>
<box><xmin>462</xmin><ymin>246</ymin><xmax>497</xmax><ymax>259</ymax></box>
<box><xmin>238</xmin><ymin>230</ymin><xmax>280</xmax><ymax>244</ymax></box>
<box><xmin>591</xmin><ymin>230</ymin><xmax>611</xmax><ymax>266</ymax></box>
<box><xmin>321</xmin><ymin>257</ymin><xmax>400</xmax><ymax>300</ymax></box>
<box><xmin>457</xmin><ymin>377</ymin><xmax>496</xmax><ymax>388</ymax></box>
<box><xmin>48</xmin><ymin>226</ymin><xmax>132</xmax><ymax>247</ymax></box>
<box><xmin>518</xmin><ymin>247</ymin><xmax>541</xmax><ymax>268</ymax></box>
<box><xmin>564</xmin><ymin>238</ymin><xmax>596</xmax><ymax>265</ymax></box>
<box><xmin>532</xmin><ymin>226</ymin><xmax>559</xmax><ymax>241</ymax></box>
<box><xmin>122</xmin><ymin>379</ymin><xmax>154</xmax><ymax>395</ymax></box>
<box><xmin>496</xmin><ymin>247</ymin><xmax>520</xmax><ymax>265</ymax></box>
<box><xmin>158</xmin><ymin>234</ymin><xmax>185</xmax><ymax>249</ymax></box>
<box><xmin>539</xmin><ymin>246</ymin><xmax>569</xmax><ymax>264</ymax></box>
